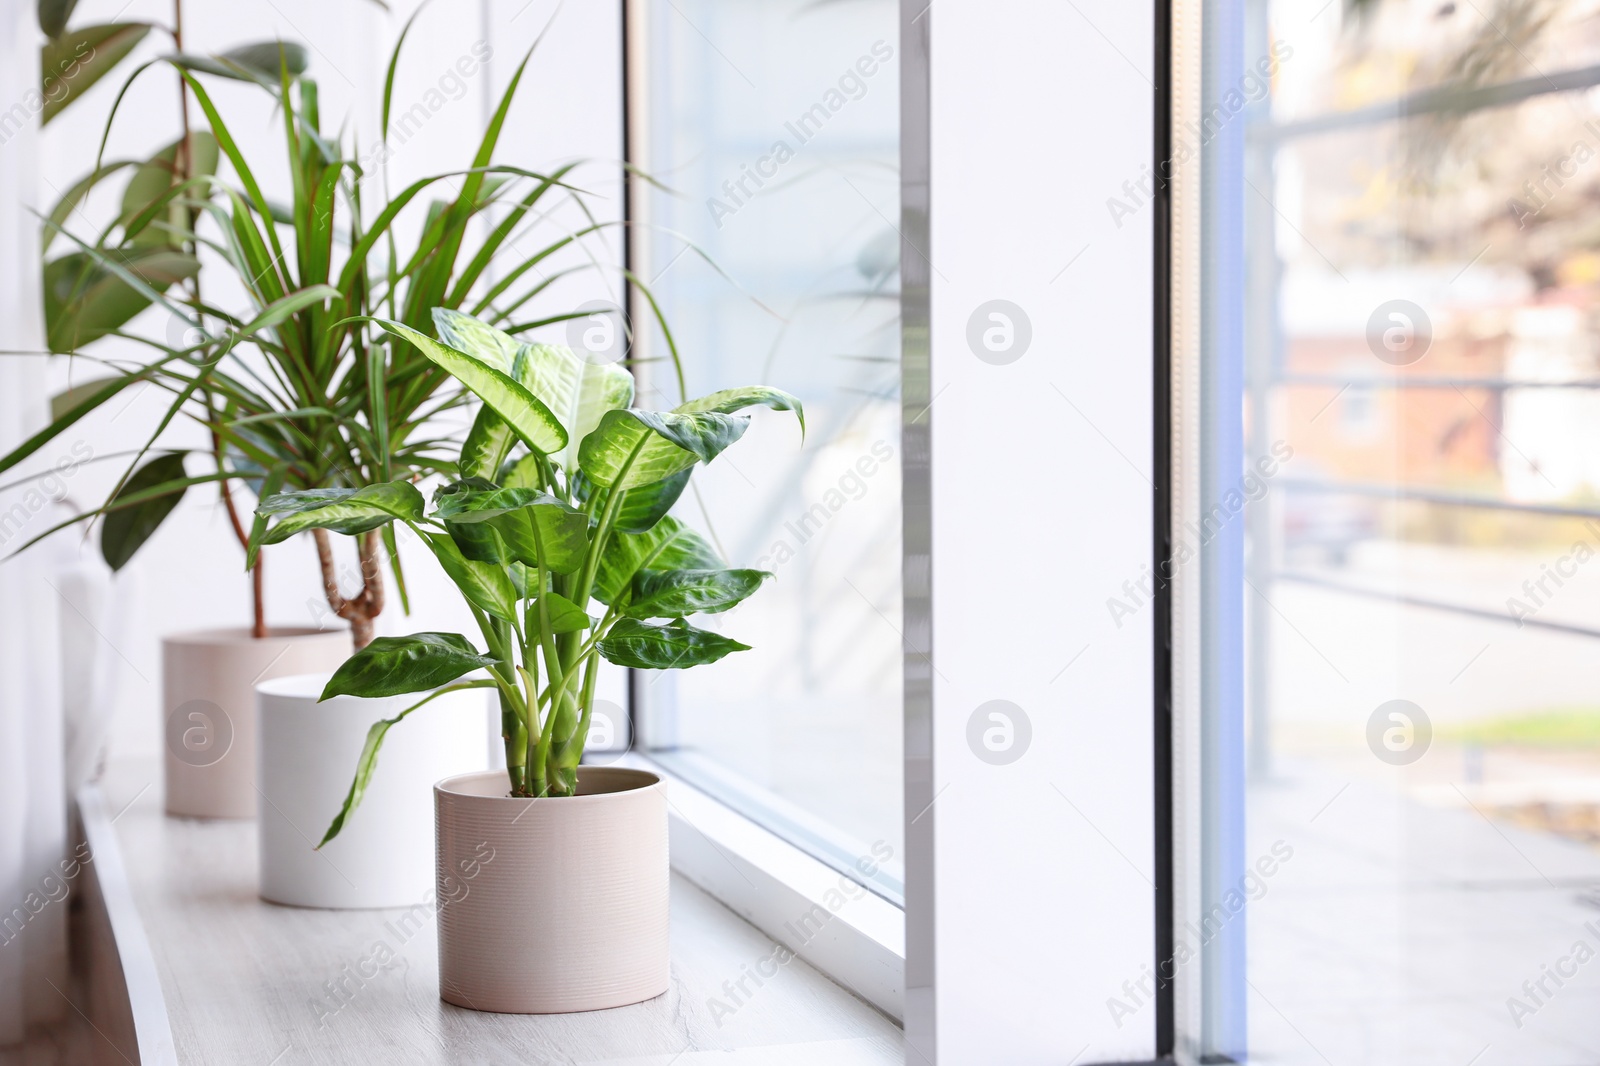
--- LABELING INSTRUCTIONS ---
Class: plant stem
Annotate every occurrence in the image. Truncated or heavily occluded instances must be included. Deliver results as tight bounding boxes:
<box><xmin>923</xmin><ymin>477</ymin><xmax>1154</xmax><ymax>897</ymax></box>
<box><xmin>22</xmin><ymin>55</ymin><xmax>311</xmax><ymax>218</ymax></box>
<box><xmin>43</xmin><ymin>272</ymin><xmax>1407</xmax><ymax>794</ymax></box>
<box><xmin>311</xmin><ymin>528</ymin><xmax>386</xmax><ymax>647</ymax></box>
<box><xmin>173</xmin><ymin>0</ymin><xmax>191</xmax><ymax>187</ymax></box>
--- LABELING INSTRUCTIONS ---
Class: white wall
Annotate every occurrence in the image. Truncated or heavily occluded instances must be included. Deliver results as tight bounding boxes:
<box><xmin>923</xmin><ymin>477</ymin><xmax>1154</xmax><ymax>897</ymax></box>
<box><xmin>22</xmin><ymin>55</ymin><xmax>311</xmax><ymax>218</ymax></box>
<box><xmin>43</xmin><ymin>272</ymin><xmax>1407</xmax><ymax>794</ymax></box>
<box><xmin>918</xmin><ymin>0</ymin><xmax>1157</xmax><ymax>1061</ymax></box>
<box><xmin>7</xmin><ymin>0</ymin><xmax>623</xmax><ymax>764</ymax></box>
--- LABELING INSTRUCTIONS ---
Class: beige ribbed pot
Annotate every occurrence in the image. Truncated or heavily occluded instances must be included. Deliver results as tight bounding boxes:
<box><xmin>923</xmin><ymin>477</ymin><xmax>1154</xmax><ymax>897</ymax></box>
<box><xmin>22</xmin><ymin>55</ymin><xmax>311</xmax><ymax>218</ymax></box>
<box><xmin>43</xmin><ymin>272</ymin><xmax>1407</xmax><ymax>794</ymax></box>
<box><xmin>163</xmin><ymin>627</ymin><xmax>351</xmax><ymax>818</ymax></box>
<box><xmin>434</xmin><ymin>767</ymin><xmax>669</xmax><ymax>1013</ymax></box>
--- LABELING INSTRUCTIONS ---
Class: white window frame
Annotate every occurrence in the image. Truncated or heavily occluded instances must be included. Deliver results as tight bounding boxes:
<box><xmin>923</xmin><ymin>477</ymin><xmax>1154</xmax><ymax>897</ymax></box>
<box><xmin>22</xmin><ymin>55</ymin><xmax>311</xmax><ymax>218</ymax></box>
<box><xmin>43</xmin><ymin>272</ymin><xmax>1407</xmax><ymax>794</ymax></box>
<box><xmin>620</xmin><ymin>5</ymin><xmax>1171</xmax><ymax>1061</ymax></box>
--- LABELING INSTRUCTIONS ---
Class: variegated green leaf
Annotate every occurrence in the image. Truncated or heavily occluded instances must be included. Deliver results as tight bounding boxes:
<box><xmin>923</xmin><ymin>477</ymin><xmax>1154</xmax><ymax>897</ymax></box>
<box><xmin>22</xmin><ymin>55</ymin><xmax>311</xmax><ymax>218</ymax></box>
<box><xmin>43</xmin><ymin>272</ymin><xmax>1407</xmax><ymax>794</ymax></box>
<box><xmin>376</xmin><ymin>319</ymin><xmax>566</xmax><ymax>455</ymax></box>
<box><xmin>433</xmin><ymin>309</ymin><xmax>633</xmax><ymax>472</ymax></box>
<box><xmin>594</xmin><ymin>516</ymin><xmax>723</xmax><ymax>605</ymax></box>
<box><xmin>256</xmin><ymin>482</ymin><xmax>424</xmax><ymax>545</ymax></box>
<box><xmin>578</xmin><ymin>409</ymin><xmax>748</xmax><ymax>491</ymax></box>
<box><xmin>625</xmin><ymin>568</ymin><xmax>770</xmax><ymax>619</ymax></box>
<box><xmin>597</xmin><ymin>618</ymin><xmax>750</xmax><ymax>670</ymax></box>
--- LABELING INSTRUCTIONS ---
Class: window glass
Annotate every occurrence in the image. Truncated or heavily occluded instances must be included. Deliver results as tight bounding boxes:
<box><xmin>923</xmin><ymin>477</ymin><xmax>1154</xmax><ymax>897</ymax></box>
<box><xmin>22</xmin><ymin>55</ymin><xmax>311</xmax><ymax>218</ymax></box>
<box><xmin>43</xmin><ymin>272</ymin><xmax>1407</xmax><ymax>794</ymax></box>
<box><xmin>1201</xmin><ymin>1</ymin><xmax>1600</xmax><ymax>1061</ymax></box>
<box><xmin>637</xmin><ymin>0</ymin><xmax>903</xmax><ymax>899</ymax></box>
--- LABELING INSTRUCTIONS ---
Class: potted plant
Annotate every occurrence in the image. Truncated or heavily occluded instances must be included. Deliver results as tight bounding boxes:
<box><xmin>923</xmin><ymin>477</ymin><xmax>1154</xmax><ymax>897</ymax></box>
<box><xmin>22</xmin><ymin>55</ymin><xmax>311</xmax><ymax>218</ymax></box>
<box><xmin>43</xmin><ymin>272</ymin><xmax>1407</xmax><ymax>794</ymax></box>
<box><xmin>252</xmin><ymin>308</ymin><xmax>802</xmax><ymax>1011</ymax></box>
<box><xmin>255</xmin><ymin>673</ymin><xmax>488</xmax><ymax>909</ymax></box>
<box><xmin>6</xmin><ymin>10</ymin><xmax>628</xmax><ymax>819</ymax></box>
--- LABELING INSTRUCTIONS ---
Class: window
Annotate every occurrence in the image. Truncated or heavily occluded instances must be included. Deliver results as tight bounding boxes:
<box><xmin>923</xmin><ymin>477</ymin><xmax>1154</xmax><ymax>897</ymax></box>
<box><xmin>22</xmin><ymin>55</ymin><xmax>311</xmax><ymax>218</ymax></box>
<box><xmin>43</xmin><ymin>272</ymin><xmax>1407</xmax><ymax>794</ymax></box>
<box><xmin>1192</xmin><ymin>1</ymin><xmax>1600</xmax><ymax>1061</ymax></box>
<box><xmin>627</xmin><ymin>0</ymin><xmax>903</xmax><ymax>901</ymax></box>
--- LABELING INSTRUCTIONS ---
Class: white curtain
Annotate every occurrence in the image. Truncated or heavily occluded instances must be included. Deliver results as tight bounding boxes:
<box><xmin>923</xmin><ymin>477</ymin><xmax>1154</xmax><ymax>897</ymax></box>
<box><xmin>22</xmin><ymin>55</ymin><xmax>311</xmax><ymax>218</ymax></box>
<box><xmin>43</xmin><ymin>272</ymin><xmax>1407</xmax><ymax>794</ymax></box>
<box><xmin>0</xmin><ymin>0</ymin><xmax>69</xmax><ymax>1041</ymax></box>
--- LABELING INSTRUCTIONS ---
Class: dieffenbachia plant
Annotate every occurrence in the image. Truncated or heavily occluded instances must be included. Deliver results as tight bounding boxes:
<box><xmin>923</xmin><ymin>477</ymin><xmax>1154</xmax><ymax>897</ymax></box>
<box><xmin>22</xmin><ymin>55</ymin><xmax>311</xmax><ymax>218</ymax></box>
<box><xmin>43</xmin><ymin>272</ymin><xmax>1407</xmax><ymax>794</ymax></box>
<box><xmin>249</xmin><ymin>309</ymin><xmax>802</xmax><ymax>838</ymax></box>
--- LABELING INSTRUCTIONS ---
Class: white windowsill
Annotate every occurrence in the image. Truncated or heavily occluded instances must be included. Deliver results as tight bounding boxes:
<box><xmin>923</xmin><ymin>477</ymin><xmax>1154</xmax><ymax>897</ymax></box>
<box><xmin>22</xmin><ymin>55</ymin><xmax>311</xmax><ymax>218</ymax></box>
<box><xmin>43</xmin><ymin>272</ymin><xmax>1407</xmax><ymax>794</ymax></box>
<box><xmin>614</xmin><ymin>753</ymin><xmax>906</xmax><ymax>1022</ymax></box>
<box><xmin>67</xmin><ymin>757</ymin><xmax>903</xmax><ymax>1064</ymax></box>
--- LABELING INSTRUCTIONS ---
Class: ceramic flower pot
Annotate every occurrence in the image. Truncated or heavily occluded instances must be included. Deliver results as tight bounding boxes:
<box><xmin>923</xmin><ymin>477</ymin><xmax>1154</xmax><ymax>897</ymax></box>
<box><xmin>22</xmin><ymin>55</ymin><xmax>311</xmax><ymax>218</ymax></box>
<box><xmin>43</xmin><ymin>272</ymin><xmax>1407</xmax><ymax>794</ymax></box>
<box><xmin>433</xmin><ymin>767</ymin><xmax>669</xmax><ymax>1013</ymax></box>
<box><xmin>162</xmin><ymin>627</ymin><xmax>351</xmax><ymax>819</ymax></box>
<box><xmin>256</xmin><ymin>674</ymin><xmax>490</xmax><ymax>909</ymax></box>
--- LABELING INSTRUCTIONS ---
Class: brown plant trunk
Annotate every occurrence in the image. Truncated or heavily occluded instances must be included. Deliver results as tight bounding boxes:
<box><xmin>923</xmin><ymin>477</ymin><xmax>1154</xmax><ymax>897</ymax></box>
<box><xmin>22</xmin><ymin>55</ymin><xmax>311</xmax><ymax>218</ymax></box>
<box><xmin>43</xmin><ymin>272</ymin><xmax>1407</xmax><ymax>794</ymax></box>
<box><xmin>313</xmin><ymin>528</ymin><xmax>386</xmax><ymax>649</ymax></box>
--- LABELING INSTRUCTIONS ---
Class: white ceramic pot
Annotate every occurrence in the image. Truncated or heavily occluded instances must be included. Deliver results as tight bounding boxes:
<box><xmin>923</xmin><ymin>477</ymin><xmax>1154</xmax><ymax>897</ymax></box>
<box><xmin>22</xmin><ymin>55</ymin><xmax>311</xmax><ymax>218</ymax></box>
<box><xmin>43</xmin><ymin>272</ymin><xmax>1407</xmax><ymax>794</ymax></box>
<box><xmin>163</xmin><ymin>628</ymin><xmax>351</xmax><ymax>818</ymax></box>
<box><xmin>256</xmin><ymin>674</ymin><xmax>489</xmax><ymax>909</ymax></box>
<box><xmin>434</xmin><ymin>767</ymin><xmax>669</xmax><ymax>1013</ymax></box>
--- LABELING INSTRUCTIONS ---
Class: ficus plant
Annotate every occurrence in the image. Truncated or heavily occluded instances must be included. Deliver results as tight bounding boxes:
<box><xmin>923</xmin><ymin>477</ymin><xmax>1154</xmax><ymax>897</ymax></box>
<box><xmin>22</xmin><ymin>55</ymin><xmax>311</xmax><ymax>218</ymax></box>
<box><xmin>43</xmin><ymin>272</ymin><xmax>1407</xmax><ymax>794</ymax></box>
<box><xmin>247</xmin><ymin>308</ymin><xmax>801</xmax><ymax>837</ymax></box>
<box><xmin>9</xmin><ymin>7</ymin><xmax>648</xmax><ymax>649</ymax></box>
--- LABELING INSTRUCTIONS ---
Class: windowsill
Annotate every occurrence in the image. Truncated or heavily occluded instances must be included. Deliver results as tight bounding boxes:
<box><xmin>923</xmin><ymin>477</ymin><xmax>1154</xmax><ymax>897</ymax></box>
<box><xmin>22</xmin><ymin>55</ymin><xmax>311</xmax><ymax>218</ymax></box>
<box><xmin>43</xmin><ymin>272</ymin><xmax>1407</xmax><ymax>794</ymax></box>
<box><xmin>641</xmin><ymin>748</ymin><xmax>906</xmax><ymax>905</ymax></box>
<box><xmin>77</xmin><ymin>756</ymin><xmax>904</xmax><ymax>1065</ymax></box>
<box><xmin>615</xmin><ymin>754</ymin><xmax>905</xmax><ymax>1021</ymax></box>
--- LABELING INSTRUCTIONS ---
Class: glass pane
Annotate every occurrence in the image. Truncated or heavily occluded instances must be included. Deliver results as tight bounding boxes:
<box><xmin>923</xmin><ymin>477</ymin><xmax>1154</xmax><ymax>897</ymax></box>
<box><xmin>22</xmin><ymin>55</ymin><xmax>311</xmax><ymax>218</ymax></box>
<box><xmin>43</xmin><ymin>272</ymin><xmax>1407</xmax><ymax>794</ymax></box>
<box><xmin>1201</xmin><ymin>2</ymin><xmax>1600</xmax><ymax>1062</ymax></box>
<box><xmin>637</xmin><ymin>0</ymin><xmax>903</xmax><ymax>899</ymax></box>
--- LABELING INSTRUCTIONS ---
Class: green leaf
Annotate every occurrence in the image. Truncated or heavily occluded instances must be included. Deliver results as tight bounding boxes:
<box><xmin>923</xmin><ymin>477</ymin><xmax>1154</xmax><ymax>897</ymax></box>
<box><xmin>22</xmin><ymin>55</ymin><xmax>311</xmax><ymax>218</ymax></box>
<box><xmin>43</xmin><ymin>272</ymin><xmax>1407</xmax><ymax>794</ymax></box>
<box><xmin>435</xmin><ymin>310</ymin><xmax>634</xmax><ymax>473</ymax></box>
<box><xmin>376</xmin><ymin>319</ymin><xmax>567</xmax><ymax>455</ymax></box>
<box><xmin>320</xmin><ymin>633</ymin><xmax>495</xmax><ymax>700</ymax></box>
<box><xmin>120</xmin><ymin>132</ymin><xmax>219</xmax><ymax>247</ymax></box>
<box><xmin>459</xmin><ymin>405</ymin><xmax>517</xmax><ymax>481</ymax></box>
<box><xmin>625</xmin><ymin>568</ymin><xmax>770</xmax><ymax>619</ymax></box>
<box><xmin>316</xmin><ymin>679</ymin><xmax>496</xmax><ymax>848</ymax></box>
<box><xmin>169</xmin><ymin>41</ymin><xmax>310</xmax><ymax>82</ymax></box>
<box><xmin>442</xmin><ymin>511</ymin><xmax>503</xmax><ymax>564</ymax></box>
<box><xmin>433</xmin><ymin>481</ymin><xmax>588</xmax><ymax>574</ymax></box>
<box><xmin>533</xmin><ymin>592</ymin><xmax>591</xmax><ymax>634</ymax></box>
<box><xmin>432</xmin><ymin>307</ymin><xmax>520</xmax><ymax>371</ymax></box>
<box><xmin>44</xmin><ymin>247</ymin><xmax>199</xmax><ymax>353</ymax></box>
<box><xmin>0</xmin><ymin>369</ymin><xmax>158</xmax><ymax>479</ymax></box>
<box><xmin>42</xmin><ymin>23</ymin><xmax>152</xmax><ymax>124</ymax></box>
<box><xmin>497</xmin><ymin>452</ymin><xmax>542</xmax><ymax>490</ymax></box>
<box><xmin>39</xmin><ymin>0</ymin><xmax>79</xmax><ymax>38</ymax></box>
<box><xmin>431</xmin><ymin>481</ymin><xmax>545</xmax><ymax>523</ymax></box>
<box><xmin>256</xmin><ymin>482</ymin><xmax>424</xmax><ymax>545</ymax></box>
<box><xmin>100</xmin><ymin>452</ymin><xmax>187</xmax><ymax>571</ymax></box>
<box><xmin>597</xmin><ymin>618</ymin><xmax>750</xmax><ymax>671</ymax></box>
<box><xmin>610</xmin><ymin>468</ymin><xmax>690</xmax><ymax>534</ymax></box>
<box><xmin>675</xmin><ymin>386</ymin><xmax>805</xmax><ymax>435</ymax></box>
<box><xmin>422</xmin><ymin>531</ymin><xmax>519</xmax><ymax>622</ymax></box>
<box><xmin>243</xmin><ymin>465</ymin><xmax>288</xmax><ymax>571</ymax></box>
<box><xmin>578</xmin><ymin>408</ymin><xmax>750</xmax><ymax>491</ymax></box>
<box><xmin>42</xmin><ymin>160</ymin><xmax>137</xmax><ymax>253</ymax></box>
<box><xmin>594</xmin><ymin>516</ymin><xmax>723</xmax><ymax>605</ymax></box>
<box><xmin>49</xmin><ymin>377</ymin><xmax>120</xmax><ymax>422</ymax></box>
<box><xmin>218</xmin><ymin>41</ymin><xmax>310</xmax><ymax>78</ymax></box>
<box><xmin>434</xmin><ymin>311</ymin><xmax>519</xmax><ymax>483</ymax></box>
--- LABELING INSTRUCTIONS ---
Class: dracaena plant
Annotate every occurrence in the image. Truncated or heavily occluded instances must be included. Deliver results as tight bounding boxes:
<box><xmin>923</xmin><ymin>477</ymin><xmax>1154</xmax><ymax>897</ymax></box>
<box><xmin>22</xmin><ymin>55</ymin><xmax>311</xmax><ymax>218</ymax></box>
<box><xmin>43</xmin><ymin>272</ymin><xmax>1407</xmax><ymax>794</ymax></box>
<box><xmin>7</xmin><ymin>11</ymin><xmax>636</xmax><ymax>648</ymax></box>
<box><xmin>249</xmin><ymin>309</ymin><xmax>801</xmax><ymax>837</ymax></box>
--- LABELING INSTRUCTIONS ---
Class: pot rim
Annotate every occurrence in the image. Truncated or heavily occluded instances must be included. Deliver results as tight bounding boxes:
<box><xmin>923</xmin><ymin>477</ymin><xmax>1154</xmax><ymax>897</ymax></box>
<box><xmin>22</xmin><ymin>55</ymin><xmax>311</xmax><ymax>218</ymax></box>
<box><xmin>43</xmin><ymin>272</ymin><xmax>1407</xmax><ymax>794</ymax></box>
<box><xmin>256</xmin><ymin>672</ymin><xmax>335</xmax><ymax>700</ymax></box>
<box><xmin>163</xmin><ymin>625</ymin><xmax>349</xmax><ymax>646</ymax></box>
<box><xmin>435</xmin><ymin>766</ymin><xmax>662</xmax><ymax>804</ymax></box>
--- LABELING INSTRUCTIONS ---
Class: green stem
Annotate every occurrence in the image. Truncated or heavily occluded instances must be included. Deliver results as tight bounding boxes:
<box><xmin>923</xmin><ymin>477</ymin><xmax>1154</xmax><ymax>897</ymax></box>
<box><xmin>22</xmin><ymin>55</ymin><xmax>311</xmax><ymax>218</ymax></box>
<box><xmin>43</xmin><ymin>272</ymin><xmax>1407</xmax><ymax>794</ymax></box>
<box><xmin>564</xmin><ymin>649</ymin><xmax>602</xmax><ymax>773</ymax></box>
<box><xmin>461</xmin><ymin>598</ymin><xmax>529</xmax><ymax>793</ymax></box>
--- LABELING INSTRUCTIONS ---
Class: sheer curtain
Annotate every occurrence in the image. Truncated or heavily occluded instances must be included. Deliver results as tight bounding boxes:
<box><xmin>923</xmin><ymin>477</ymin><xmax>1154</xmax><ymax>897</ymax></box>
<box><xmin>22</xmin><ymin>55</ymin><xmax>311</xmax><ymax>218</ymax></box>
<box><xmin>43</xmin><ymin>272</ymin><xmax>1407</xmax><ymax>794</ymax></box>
<box><xmin>0</xmin><ymin>0</ymin><xmax>70</xmax><ymax>1042</ymax></box>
